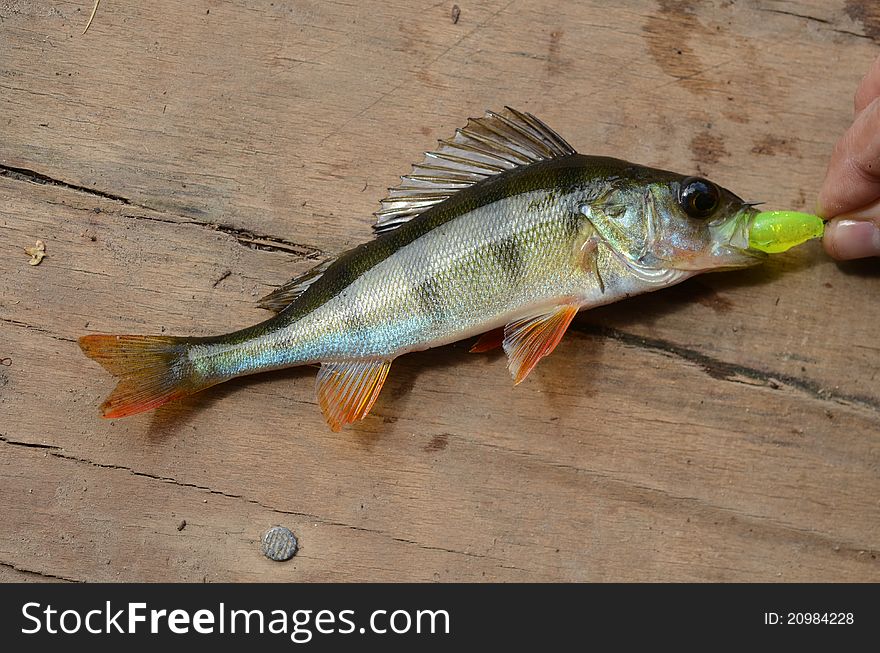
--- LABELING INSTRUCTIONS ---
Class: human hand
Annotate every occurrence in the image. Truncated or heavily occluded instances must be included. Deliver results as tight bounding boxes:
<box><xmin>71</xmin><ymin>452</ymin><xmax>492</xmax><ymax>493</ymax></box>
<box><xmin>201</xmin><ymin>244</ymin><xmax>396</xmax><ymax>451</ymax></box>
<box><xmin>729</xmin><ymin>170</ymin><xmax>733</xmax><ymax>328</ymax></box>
<box><xmin>818</xmin><ymin>55</ymin><xmax>880</xmax><ymax>260</ymax></box>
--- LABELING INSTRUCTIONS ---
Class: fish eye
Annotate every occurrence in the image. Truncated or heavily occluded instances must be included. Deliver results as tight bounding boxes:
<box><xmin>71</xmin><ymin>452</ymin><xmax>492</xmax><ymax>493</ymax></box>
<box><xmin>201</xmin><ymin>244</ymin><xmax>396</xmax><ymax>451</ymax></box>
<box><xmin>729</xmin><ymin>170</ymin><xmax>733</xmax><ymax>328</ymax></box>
<box><xmin>678</xmin><ymin>177</ymin><xmax>720</xmax><ymax>219</ymax></box>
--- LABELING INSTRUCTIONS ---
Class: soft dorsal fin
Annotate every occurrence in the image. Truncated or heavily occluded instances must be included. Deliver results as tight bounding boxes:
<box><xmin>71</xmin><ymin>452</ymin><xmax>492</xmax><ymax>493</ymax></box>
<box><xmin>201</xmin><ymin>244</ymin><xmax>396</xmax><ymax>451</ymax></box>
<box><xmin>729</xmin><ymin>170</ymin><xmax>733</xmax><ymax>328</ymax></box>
<box><xmin>373</xmin><ymin>107</ymin><xmax>577</xmax><ymax>235</ymax></box>
<box><xmin>257</xmin><ymin>259</ymin><xmax>333</xmax><ymax>312</ymax></box>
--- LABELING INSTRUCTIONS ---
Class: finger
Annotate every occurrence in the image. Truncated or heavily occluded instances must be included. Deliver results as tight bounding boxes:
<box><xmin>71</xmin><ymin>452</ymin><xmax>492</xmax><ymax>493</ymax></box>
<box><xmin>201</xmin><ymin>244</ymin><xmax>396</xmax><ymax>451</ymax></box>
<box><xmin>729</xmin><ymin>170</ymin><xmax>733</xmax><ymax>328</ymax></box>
<box><xmin>855</xmin><ymin>54</ymin><xmax>880</xmax><ymax>115</ymax></box>
<box><xmin>817</xmin><ymin>96</ymin><xmax>880</xmax><ymax>218</ymax></box>
<box><xmin>828</xmin><ymin>195</ymin><xmax>880</xmax><ymax>221</ymax></box>
<box><xmin>823</xmin><ymin>212</ymin><xmax>880</xmax><ymax>260</ymax></box>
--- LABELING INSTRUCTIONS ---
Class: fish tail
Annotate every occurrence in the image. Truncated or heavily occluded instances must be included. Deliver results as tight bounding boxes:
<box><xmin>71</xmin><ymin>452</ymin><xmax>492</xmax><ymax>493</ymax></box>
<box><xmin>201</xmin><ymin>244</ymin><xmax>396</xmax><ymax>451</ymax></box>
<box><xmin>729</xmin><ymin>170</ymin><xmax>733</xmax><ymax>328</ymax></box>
<box><xmin>79</xmin><ymin>334</ymin><xmax>205</xmax><ymax>418</ymax></box>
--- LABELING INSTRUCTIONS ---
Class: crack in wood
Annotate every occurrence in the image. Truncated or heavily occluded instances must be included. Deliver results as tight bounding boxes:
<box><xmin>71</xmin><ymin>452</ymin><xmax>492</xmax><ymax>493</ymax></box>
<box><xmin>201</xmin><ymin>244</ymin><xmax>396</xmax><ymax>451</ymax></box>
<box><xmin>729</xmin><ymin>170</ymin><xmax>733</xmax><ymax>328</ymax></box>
<box><xmin>574</xmin><ymin>323</ymin><xmax>880</xmax><ymax>414</ymax></box>
<box><xmin>0</xmin><ymin>163</ymin><xmax>131</xmax><ymax>204</ymax></box>
<box><xmin>0</xmin><ymin>317</ymin><xmax>76</xmax><ymax>344</ymax></box>
<box><xmin>216</xmin><ymin>227</ymin><xmax>323</xmax><ymax>258</ymax></box>
<box><xmin>757</xmin><ymin>6</ymin><xmax>875</xmax><ymax>41</ymax></box>
<box><xmin>1</xmin><ymin>163</ymin><xmax>325</xmax><ymax>259</ymax></box>
<box><xmin>0</xmin><ymin>560</ymin><xmax>81</xmax><ymax>583</ymax></box>
<box><xmin>338</xmin><ymin>522</ymin><xmax>493</xmax><ymax>560</ymax></box>
<box><xmin>760</xmin><ymin>7</ymin><xmax>832</xmax><ymax>25</ymax></box>
<box><xmin>0</xmin><ymin>435</ymin><xmax>60</xmax><ymax>450</ymax></box>
<box><xmin>211</xmin><ymin>270</ymin><xmax>233</xmax><ymax>288</ymax></box>
<box><xmin>0</xmin><ymin>435</ymin><xmax>490</xmax><ymax>562</ymax></box>
<box><xmin>125</xmin><ymin>213</ymin><xmax>324</xmax><ymax>258</ymax></box>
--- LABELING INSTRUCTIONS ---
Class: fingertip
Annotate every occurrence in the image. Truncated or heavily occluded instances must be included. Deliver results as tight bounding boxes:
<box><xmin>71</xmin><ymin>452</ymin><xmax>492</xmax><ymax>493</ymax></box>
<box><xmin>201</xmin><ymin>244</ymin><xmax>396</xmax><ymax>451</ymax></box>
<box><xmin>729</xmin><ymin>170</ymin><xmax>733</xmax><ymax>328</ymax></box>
<box><xmin>823</xmin><ymin>218</ymin><xmax>880</xmax><ymax>260</ymax></box>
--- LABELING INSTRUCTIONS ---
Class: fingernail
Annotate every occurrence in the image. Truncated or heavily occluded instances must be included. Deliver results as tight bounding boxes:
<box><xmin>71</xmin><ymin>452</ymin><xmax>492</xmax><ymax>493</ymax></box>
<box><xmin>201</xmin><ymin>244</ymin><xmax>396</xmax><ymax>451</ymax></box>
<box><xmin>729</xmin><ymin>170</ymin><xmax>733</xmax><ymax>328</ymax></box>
<box><xmin>825</xmin><ymin>219</ymin><xmax>880</xmax><ymax>260</ymax></box>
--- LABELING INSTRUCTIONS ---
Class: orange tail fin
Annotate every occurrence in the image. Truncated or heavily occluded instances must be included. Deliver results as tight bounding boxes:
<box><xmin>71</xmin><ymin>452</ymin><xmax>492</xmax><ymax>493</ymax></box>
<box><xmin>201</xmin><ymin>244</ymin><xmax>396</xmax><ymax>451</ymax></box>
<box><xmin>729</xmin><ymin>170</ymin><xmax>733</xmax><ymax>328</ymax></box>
<box><xmin>79</xmin><ymin>334</ymin><xmax>201</xmax><ymax>418</ymax></box>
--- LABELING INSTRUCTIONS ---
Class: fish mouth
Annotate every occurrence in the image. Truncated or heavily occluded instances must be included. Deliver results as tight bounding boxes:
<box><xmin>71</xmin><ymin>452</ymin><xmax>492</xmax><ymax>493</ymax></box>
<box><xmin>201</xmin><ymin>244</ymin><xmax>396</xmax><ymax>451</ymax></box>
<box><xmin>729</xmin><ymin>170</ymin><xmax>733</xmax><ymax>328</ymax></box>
<box><xmin>702</xmin><ymin>207</ymin><xmax>769</xmax><ymax>270</ymax></box>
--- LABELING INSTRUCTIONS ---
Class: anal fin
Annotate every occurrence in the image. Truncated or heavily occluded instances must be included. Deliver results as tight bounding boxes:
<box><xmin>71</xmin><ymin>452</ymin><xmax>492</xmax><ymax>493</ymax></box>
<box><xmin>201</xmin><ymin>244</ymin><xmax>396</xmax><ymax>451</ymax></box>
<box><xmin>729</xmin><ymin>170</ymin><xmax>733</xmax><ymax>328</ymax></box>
<box><xmin>316</xmin><ymin>359</ymin><xmax>391</xmax><ymax>431</ymax></box>
<box><xmin>503</xmin><ymin>305</ymin><xmax>579</xmax><ymax>385</ymax></box>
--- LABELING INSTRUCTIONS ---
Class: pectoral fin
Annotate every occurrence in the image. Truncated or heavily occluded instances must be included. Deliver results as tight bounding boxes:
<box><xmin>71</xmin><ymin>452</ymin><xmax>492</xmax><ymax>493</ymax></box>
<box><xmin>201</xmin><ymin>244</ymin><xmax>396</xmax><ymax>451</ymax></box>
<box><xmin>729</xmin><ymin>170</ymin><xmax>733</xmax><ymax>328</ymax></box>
<box><xmin>469</xmin><ymin>327</ymin><xmax>504</xmax><ymax>353</ymax></box>
<box><xmin>316</xmin><ymin>359</ymin><xmax>392</xmax><ymax>431</ymax></box>
<box><xmin>503</xmin><ymin>305</ymin><xmax>579</xmax><ymax>385</ymax></box>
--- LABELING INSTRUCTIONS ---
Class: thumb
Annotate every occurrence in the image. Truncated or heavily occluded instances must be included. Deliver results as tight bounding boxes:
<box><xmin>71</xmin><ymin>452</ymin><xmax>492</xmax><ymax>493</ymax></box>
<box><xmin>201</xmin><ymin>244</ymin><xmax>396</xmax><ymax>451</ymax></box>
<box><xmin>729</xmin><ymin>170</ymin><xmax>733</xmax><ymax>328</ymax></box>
<box><xmin>823</xmin><ymin>204</ymin><xmax>880</xmax><ymax>260</ymax></box>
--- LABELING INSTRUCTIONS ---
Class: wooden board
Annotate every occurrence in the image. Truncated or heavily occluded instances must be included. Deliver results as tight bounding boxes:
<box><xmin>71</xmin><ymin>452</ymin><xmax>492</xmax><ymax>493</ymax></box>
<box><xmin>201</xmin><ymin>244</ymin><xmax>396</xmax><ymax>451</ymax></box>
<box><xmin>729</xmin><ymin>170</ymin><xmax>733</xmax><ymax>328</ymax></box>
<box><xmin>1</xmin><ymin>0</ymin><xmax>878</xmax><ymax>582</ymax></box>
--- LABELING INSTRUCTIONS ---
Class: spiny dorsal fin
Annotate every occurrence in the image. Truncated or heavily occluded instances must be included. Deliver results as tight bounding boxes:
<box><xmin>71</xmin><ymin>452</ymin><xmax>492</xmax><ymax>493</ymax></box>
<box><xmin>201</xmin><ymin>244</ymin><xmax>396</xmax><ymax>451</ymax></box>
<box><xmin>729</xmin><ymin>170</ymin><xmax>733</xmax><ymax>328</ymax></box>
<box><xmin>373</xmin><ymin>107</ymin><xmax>577</xmax><ymax>235</ymax></box>
<box><xmin>257</xmin><ymin>259</ymin><xmax>333</xmax><ymax>312</ymax></box>
<box><xmin>316</xmin><ymin>359</ymin><xmax>391</xmax><ymax>431</ymax></box>
<box><xmin>503</xmin><ymin>305</ymin><xmax>579</xmax><ymax>385</ymax></box>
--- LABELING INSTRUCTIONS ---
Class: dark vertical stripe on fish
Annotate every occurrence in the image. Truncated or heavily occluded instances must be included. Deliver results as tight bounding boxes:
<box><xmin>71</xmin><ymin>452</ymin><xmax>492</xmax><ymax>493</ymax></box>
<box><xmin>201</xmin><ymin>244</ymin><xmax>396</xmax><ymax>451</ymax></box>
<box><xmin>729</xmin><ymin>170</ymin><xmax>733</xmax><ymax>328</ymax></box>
<box><xmin>415</xmin><ymin>277</ymin><xmax>445</xmax><ymax>322</ymax></box>
<box><xmin>490</xmin><ymin>235</ymin><xmax>527</xmax><ymax>282</ymax></box>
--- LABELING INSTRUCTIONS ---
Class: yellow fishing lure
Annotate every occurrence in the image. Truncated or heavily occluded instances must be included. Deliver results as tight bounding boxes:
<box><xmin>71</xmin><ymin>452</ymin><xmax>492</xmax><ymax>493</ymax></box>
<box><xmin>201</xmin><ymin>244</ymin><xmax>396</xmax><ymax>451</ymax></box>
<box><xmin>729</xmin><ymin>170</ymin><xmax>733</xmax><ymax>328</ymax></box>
<box><xmin>748</xmin><ymin>210</ymin><xmax>825</xmax><ymax>254</ymax></box>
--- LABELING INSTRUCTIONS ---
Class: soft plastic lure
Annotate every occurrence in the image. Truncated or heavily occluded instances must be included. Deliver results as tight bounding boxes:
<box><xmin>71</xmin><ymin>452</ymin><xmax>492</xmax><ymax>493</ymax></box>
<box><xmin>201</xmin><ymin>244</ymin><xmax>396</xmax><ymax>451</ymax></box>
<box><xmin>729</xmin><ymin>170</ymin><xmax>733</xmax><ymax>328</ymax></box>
<box><xmin>82</xmin><ymin>108</ymin><xmax>803</xmax><ymax>431</ymax></box>
<box><xmin>748</xmin><ymin>210</ymin><xmax>825</xmax><ymax>254</ymax></box>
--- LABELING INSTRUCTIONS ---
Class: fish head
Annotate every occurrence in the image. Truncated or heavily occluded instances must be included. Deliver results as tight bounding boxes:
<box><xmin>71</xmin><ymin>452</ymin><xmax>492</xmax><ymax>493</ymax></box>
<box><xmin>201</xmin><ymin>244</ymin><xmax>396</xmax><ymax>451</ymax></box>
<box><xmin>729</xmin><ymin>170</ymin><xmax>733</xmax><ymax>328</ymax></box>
<box><xmin>582</xmin><ymin>170</ymin><xmax>767</xmax><ymax>274</ymax></box>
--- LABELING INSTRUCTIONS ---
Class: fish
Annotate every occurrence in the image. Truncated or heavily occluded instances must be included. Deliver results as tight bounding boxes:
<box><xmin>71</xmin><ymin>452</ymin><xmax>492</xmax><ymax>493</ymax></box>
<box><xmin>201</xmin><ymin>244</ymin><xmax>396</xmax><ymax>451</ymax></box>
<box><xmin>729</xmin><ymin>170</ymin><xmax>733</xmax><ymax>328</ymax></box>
<box><xmin>79</xmin><ymin>107</ymin><xmax>766</xmax><ymax>431</ymax></box>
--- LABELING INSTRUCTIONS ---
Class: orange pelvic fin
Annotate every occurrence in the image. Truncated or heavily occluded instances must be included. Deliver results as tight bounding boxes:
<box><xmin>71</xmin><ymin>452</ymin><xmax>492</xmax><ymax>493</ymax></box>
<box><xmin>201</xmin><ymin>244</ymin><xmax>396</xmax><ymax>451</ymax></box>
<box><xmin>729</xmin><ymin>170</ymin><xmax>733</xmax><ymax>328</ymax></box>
<box><xmin>469</xmin><ymin>327</ymin><xmax>504</xmax><ymax>353</ymax></box>
<box><xmin>79</xmin><ymin>334</ymin><xmax>199</xmax><ymax>418</ymax></box>
<box><xmin>316</xmin><ymin>359</ymin><xmax>392</xmax><ymax>431</ymax></box>
<box><xmin>503</xmin><ymin>305</ymin><xmax>579</xmax><ymax>385</ymax></box>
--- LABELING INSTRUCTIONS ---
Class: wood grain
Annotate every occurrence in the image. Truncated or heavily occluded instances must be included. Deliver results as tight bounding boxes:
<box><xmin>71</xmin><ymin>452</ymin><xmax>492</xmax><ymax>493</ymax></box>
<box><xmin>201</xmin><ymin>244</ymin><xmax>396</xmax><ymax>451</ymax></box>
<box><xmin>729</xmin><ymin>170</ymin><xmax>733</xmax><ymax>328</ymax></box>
<box><xmin>1</xmin><ymin>0</ymin><xmax>878</xmax><ymax>582</ymax></box>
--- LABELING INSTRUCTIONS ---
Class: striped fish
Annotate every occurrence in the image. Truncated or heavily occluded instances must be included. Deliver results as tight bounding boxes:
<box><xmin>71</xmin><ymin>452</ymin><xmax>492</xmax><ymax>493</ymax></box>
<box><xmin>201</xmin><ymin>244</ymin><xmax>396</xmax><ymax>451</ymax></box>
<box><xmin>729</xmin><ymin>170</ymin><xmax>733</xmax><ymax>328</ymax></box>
<box><xmin>80</xmin><ymin>108</ymin><xmax>765</xmax><ymax>430</ymax></box>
